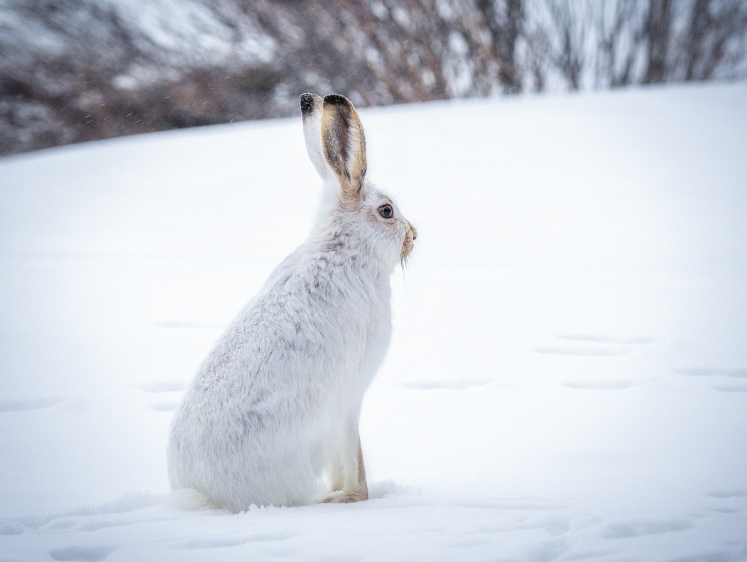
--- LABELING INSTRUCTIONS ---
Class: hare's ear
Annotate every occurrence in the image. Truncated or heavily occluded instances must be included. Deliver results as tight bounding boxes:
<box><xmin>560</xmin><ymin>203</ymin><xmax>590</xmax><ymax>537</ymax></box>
<box><xmin>301</xmin><ymin>93</ymin><xmax>332</xmax><ymax>181</ymax></box>
<box><xmin>321</xmin><ymin>94</ymin><xmax>367</xmax><ymax>201</ymax></box>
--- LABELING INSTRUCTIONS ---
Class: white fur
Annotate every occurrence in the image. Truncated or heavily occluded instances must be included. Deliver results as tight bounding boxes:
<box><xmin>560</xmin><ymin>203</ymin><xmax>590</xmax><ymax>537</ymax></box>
<box><xmin>167</xmin><ymin>94</ymin><xmax>414</xmax><ymax>510</ymax></box>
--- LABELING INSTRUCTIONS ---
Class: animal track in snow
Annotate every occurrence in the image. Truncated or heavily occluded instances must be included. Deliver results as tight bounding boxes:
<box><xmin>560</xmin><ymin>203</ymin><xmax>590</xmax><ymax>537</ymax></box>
<box><xmin>601</xmin><ymin>519</ymin><xmax>692</xmax><ymax>539</ymax></box>
<box><xmin>49</xmin><ymin>545</ymin><xmax>117</xmax><ymax>562</ymax></box>
<box><xmin>674</xmin><ymin>368</ymin><xmax>747</xmax><ymax>392</ymax></box>
<box><xmin>524</xmin><ymin>537</ymin><xmax>570</xmax><ymax>562</ymax></box>
<box><xmin>711</xmin><ymin>384</ymin><xmax>747</xmax><ymax>393</ymax></box>
<box><xmin>708</xmin><ymin>489</ymin><xmax>747</xmax><ymax>499</ymax></box>
<box><xmin>0</xmin><ymin>520</ymin><xmax>25</xmax><ymax>535</ymax></box>
<box><xmin>675</xmin><ymin>367</ymin><xmax>747</xmax><ymax>378</ymax></box>
<box><xmin>0</xmin><ymin>397</ymin><xmax>70</xmax><ymax>412</ymax></box>
<box><xmin>142</xmin><ymin>383</ymin><xmax>185</xmax><ymax>410</ymax></box>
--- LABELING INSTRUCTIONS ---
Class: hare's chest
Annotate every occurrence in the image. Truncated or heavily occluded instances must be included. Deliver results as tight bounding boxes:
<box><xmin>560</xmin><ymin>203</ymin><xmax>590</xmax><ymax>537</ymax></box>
<box><xmin>358</xmin><ymin>304</ymin><xmax>392</xmax><ymax>387</ymax></box>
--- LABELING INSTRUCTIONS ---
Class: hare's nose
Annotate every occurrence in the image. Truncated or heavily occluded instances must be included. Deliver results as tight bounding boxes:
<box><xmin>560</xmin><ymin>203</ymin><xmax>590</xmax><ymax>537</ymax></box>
<box><xmin>409</xmin><ymin>223</ymin><xmax>418</xmax><ymax>240</ymax></box>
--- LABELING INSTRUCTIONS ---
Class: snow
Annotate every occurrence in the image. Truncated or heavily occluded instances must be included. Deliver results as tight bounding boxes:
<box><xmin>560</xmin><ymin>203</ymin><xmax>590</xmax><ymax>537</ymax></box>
<box><xmin>1</xmin><ymin>81</ymin><xmax>747</xmax><ymax>561</ymax></box>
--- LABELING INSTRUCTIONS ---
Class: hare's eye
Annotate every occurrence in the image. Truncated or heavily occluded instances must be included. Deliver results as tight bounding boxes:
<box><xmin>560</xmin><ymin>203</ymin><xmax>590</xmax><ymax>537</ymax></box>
<box><xmin>378</xmin><ymin>204</ymin><xmax>393</xmax><ymax>219</ymax></box>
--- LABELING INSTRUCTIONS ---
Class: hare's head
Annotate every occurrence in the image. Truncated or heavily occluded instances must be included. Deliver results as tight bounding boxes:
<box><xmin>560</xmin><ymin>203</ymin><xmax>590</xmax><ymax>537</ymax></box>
<box><xmin>301</xmin><ymin>93</ymin><xmax>417</xmax><ymax>267</ymax></box>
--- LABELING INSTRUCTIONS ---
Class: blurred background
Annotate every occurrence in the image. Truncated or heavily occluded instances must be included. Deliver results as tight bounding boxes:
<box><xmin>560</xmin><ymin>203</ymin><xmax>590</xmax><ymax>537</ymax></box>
<box><xmin>1</xmin><ymin>0</ymin><xmax>746</xmax><ymax>157</ymax></box>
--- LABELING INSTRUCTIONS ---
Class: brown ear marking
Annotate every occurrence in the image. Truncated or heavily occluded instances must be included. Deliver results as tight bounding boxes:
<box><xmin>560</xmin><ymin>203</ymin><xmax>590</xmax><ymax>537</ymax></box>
<box><xmin>321</xmin><ymin>94</ymin><xmax>367</xmax><ymax>200</ymax></box>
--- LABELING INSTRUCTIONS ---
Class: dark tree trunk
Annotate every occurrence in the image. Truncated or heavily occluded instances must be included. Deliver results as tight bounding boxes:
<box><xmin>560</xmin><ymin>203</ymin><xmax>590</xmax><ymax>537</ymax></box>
<box><xmin>643</xmin><ymin>0</ymin><xmax>673</xmax><ymax>83</ymax></box>
<box><xmin>477</xmin><ymin>0</ymin><xmax>524</xmax><ymax>94</ymax></box>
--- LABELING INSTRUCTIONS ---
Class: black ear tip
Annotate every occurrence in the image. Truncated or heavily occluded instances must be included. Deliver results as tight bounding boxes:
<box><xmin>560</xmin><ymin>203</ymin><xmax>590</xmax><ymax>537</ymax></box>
<box><xmin>323</xmin><ymin>94</ymin><xmax>351</xmax><ymax>107</ymax></box>
<box><xmin>300</xmin><ymin>93</ymin><xmax>316</xmax><ymax>116</ymax></box>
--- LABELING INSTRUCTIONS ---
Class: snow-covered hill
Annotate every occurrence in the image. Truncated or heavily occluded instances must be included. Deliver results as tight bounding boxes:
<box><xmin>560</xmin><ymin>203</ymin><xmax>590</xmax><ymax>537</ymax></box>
<box><xmin>1</xmin><ymin>82</ymin><xmax>746</xmax><ymax>561</ymax></box>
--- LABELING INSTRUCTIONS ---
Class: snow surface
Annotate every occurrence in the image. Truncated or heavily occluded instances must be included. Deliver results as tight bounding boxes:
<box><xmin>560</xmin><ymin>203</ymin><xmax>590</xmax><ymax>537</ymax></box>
<box><xmin>1</xmin><ymin>82</ymin><xmax>747</xmax><ymax>561</ymax></box>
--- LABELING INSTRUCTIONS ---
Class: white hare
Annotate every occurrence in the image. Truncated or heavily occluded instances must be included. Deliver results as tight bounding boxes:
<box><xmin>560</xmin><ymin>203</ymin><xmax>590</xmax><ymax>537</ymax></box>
<box><xmin>167</xmin><ymin>93</ymin><xmax>416</xmax><ymax>509</ymax></box>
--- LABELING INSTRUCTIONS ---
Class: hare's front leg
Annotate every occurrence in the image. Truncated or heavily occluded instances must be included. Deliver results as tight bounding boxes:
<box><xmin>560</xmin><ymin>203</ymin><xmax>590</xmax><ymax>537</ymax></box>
<box><xmin>322</xmin><ymin>433</ymin><xmax>368</xmax><ymax>503</ymax></box>
<box><xmin>327</xmin><ymin>457</ymin><xmax>344</xmax><ymax>492</ymax></box>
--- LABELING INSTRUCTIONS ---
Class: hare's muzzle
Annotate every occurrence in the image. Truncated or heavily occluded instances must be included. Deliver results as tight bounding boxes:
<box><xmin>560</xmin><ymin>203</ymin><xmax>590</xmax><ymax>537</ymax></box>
<box><xmin>401</xmin><ymin>222</ymin><xmax>417</xmax><ymax>259</ymax></box>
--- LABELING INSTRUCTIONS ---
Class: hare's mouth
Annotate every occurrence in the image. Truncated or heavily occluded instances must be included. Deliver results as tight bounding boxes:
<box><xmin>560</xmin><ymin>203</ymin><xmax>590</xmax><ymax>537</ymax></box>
<box><xmin>401</xmin><ymin>224</ymin><xmax>417</xmax><ymax>259</ymax></box>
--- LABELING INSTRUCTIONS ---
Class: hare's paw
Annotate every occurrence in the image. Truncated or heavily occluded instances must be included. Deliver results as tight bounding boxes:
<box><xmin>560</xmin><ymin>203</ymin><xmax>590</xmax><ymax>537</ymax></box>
<box><xmin>321</xmin><ymin>492</ymin><xmax>366</xmax><ymax>504</ymax></box>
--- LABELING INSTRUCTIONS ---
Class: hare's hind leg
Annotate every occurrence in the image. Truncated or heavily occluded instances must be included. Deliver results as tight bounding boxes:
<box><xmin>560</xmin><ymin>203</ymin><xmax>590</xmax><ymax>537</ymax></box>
<box><xmin>321</xmin><ymin>434</ymin><xmax>368</xmax><ymax>503</ymax></box>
